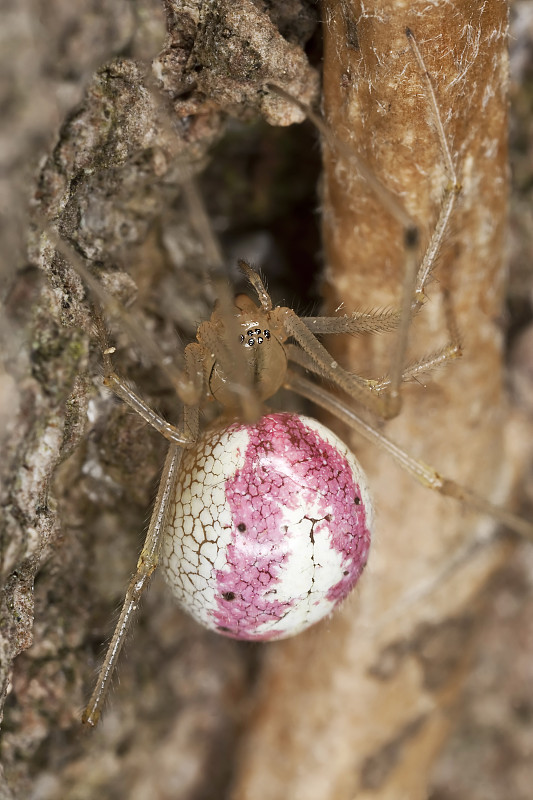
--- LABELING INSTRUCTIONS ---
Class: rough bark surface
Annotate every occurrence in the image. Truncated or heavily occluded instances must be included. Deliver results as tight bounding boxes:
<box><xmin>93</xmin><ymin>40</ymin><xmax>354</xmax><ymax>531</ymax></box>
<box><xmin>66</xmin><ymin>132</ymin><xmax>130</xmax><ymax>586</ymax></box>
<box><xmin>0</xmin><ymin>2</ymin><xmax>319</xmax><ymax>798</ymax></box>
<box><xmin>1</xmin><ymin>1</ymin><xmax>532</xmax><ymax>799</ymax></box>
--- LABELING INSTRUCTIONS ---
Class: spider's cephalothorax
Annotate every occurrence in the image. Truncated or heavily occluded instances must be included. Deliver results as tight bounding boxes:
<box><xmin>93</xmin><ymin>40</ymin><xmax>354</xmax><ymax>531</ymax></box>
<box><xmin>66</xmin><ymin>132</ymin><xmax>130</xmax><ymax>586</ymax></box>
<box><xmin>202</xmin><ymin>291</ymin><xmax>288</xmax><ymax>407</ymax></box>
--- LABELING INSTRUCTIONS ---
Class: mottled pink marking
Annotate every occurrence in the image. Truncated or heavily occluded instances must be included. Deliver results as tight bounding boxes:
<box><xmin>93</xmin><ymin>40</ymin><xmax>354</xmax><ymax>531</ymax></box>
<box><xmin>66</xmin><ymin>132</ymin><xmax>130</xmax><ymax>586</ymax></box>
<box><xmin>213</xmin><ymin>413</ymin><xmax>371</xmax><ymax>640</ymax></box>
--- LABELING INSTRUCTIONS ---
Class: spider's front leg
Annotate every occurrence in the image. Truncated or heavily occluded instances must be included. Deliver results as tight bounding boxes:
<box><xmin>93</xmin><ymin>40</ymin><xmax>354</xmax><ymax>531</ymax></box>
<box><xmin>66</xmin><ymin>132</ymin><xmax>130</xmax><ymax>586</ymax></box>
<box><xmin>275</xmin><ymin>305</ymin><xmax>460</xmax><ymax>421</ymax></box>
<box><xmin>82</xmin><ymin>442</ymin><xmax>183</xmax><ymax>727</ymax></box>
<box><xmin>286</xmin><ymin>302</ymin><xmax>462</xmax><ymax>406</ymax></box>
<box><xmin>82</xmin><ymin>319</ymin><xmax>206</xmax><ymax>726</ymax></box>
<box><xmin>92</xmin><ymin>308</ymin><xmax>203</xmax><ymax>446</ymax></box>
<box><xmin>285</xmin><ymin>27</ymin><xmax>463</xmax><ymax>421</ymax></box>
<box><xmin>377</xmin><ymin>29</ymin><xmax>462</xmax><ymax>418</ymax></box>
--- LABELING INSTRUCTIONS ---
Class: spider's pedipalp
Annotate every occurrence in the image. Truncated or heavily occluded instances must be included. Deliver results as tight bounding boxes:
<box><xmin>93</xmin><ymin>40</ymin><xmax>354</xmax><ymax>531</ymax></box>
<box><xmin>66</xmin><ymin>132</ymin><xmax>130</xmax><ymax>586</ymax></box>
<box><xmin>238</xmin><ymin>259</ymin><xmax>273</xmax><ymax>312</ymax></box>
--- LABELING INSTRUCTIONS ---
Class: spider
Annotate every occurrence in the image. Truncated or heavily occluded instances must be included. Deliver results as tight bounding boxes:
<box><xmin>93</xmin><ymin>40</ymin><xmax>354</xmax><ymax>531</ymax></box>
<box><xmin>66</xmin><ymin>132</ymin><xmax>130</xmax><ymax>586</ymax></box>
<box><xmin>43</xmin><ymin>28</ymin><xmax>531</xmax><ymax>730</ymax></box>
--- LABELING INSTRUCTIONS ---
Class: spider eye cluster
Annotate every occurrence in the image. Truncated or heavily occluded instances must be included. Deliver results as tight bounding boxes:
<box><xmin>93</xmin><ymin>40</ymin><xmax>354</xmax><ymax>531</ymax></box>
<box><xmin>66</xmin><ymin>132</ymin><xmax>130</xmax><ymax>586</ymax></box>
<box><xmin>240</xmin><ymin>328</ymin><xmax>271</xmax><ymax>347</ymax></box>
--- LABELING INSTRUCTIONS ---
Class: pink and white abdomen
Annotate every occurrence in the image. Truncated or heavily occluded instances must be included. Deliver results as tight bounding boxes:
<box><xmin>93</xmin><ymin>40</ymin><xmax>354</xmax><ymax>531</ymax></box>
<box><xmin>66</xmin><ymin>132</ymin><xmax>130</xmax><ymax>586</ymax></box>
<box><xmin>161</xmin><ymin>412</ymin><xmax>372</xmax><ymax>640</ymax></box>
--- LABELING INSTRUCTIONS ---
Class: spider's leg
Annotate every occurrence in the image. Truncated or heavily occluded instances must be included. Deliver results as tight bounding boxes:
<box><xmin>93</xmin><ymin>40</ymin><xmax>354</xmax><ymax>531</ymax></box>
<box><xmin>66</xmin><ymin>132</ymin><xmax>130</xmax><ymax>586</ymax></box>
<box><xmin>271</xmin><ymin>31</ymin><xmax>461</xmax><ymax>420</ymax></box>
<box><xmin>406</xmin><ymin>29</ymin><xmax>461</xmax><ymax>303</ymax></box>
<box><xmin>379</xmin><ymin>30</ymin><xmax>462</xmax><ymax>419</ymax></box>
<box><xmin>286</xmin><ymin>341</ymin><xmax>461</xmax><ymax>393</ymax></box>
<box><xmin>267</xmin><ymin>81</ymin><xmax>416</xmax><ymax>235</ymax></box>
<box><xmin>94</xmin><ymin>311</ymin><xmax>203</xmax><ymax>445</ymax></box>
<box><xmin>371</xmin><ymin>341</ymin><xmax>462</xmax><ymax>391</ymax></box>
<box><xmin>277</xmin><ymin>306</ymin><xmax>415</xmax><ymax>416</ymax></box>
<box><xmin>82</xmin><ymin>441</ymin><xmax>184</xmax><ymax>727</ymax></box>
<box><xmin>181</xmin><ymin>181</ymin><xmax>265</xmax><ymax>423</ymax></box>
<box><xmin>40</xmin><ymin>224</ymin><xmax>200</xmax><ymax>406</ymax></box>
<box><xmin>298</xmin><ymin>301</ymin><xmax>461</xmax><ymax>390</ymax></box>
<box><xmin>301</xmin><ymin>308</ymin><xmax>401</xmax><ymax>336</ymax></box>
<box><xmin>149</xmin><ymin>189</ymin><xmax>273</xmax><ymax>425</ymax></box>
<box><xmin>286</xmin><ymin>370</ymin><xmax>533</xmax><ymax>541</ymax></box>
<box><xmin>278</xmin><ymin>307</ymin><xmax>381</xmax><ymax>402</ymax></box>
